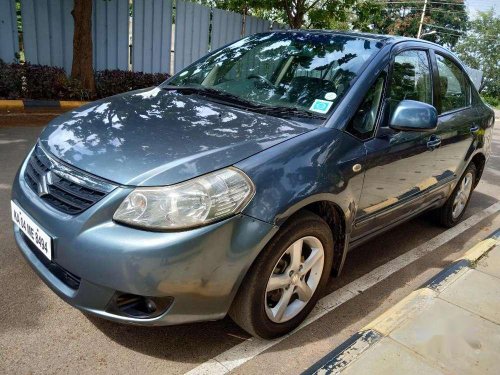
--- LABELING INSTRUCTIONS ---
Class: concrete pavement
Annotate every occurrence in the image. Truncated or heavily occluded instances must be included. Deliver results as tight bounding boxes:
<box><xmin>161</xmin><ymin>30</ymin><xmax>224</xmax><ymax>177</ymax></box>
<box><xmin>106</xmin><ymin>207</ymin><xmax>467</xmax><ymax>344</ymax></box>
<box><xmin>304</xmin><ymin>233</ymin><xmax>500</xmax><ymax>375</ymax></box>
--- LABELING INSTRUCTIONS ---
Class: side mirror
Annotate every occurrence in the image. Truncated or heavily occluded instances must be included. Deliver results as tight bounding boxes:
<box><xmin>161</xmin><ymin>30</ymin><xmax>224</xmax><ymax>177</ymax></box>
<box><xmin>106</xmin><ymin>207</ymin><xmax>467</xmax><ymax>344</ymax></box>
<box><xmin>389</xmin><ymin>100</ymin><xmax>438</xmax><ymax>132</ymax></box>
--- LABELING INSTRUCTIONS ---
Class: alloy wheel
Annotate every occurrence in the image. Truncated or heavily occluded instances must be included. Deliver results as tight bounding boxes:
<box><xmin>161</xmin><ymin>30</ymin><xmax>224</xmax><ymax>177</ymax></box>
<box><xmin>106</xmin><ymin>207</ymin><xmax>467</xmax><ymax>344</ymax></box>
<box><xmin>452</xmin><ymin>172</ymin><xmax>473</xmax><ymax>219</ymax></box>
<box><xmin>264</xmin><ymin>236</ymin><xmax>325</xmax><ymax>323</ymax></box>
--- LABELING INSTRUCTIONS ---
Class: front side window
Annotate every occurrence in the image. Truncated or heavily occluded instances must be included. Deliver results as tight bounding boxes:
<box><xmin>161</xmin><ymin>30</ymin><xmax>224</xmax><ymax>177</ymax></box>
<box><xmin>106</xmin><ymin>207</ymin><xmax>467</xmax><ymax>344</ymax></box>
<box><xmin>347</xmin><ymin>73</ymin><xmax>386</xmax><ymax>139</ymax></box>
<box><xmin>436</xmin><ymin>54</ymin><xmax>468</xmax><ymax>113</ymax></box>
<box><xmin>389</xmin><ymin>50</ymin><xmax>432</xmax><ymax>115</ymax></box>
<box><xmin>166</xmin><ymin>32</ymin><xmax>382</xmax><ymax>117</ymax></box>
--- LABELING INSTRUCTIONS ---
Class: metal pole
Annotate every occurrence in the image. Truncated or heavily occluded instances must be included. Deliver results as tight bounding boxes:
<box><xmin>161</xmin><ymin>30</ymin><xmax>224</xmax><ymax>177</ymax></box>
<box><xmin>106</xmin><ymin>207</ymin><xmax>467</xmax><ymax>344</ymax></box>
<box><xmin>417</xmin><ymin>0</ymin><xmax>428</xmax><ymax>39</ymax></box>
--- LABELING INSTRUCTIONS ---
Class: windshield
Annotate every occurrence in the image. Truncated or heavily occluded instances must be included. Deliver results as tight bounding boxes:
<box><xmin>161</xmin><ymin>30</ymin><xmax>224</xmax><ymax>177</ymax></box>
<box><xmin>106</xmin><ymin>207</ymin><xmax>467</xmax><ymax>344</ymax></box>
<box><xmin>165</xmin><ymin>32</ymin><xmax>383</xmax><ymax>117</ymax></box>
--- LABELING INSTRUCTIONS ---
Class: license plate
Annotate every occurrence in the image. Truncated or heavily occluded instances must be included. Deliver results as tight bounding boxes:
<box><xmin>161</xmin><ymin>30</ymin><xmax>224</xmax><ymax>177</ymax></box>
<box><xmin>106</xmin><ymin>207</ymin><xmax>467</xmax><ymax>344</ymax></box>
<box><xmin>11</xmin><ymin>201</ymin><xmax>52</xmax><ymax>260</ymax></box>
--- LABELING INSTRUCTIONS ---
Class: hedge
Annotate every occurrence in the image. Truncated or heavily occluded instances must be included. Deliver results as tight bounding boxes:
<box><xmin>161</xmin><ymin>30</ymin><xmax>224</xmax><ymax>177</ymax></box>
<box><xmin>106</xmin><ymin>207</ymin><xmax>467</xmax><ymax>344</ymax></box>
<box><xmin>94</xmin><ymin>70</ymin><xmax>170</xmax><ymax>99</ymax></box>
<box><xmin>0</xmin><ymin>60</ymin><xmax>170</xmax><ymax>101</ymax></box>
<box><xmin>482</xmin><ymin>95</ymin><xmax>500</xmax><ymax>109</ymax></box>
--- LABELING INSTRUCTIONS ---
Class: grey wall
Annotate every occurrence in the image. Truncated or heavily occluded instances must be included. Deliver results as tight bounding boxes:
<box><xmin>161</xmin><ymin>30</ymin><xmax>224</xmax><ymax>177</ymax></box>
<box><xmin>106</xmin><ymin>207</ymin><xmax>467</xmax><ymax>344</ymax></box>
<box><xmin>1</xmin><ymin>0</ymin><xmax>275</xmax><ymax>74</ymax></box>
<box><xmin>174</xmin><ymin>0</ymin><xmax>210</xmax><ymax>73</ymax></box>
<box><xmin>92</xmin><ymin>0</ymin><xmax>129</xmax><ymax>71</ymax></box>
<box><xmin>211</xmin><ymin>8</ymin><xmax>242</xmax><ymax>51</ymax></box>
<box><xmin>0</xmin><ymin>0</ymin><xmax>19</xmax><ymax>62</ymax></box>
<box><xmin>244</xmin><ymin>15</ymin><xmax>270</xmax><ymax>36</ymax></box>
<box><xmin>20</xmin><ymin>0</ymin><xmax>74</xmax><ymax>72</ymax></box>
<box><xmin>20</xmin><ymin>0</ymin><xmax>128</xmax><ymax>73</ymax></box>
<box><xmin>133</xmin><ymin>0</ymin><xmax>172</xmax><ymax>73</ymax></box>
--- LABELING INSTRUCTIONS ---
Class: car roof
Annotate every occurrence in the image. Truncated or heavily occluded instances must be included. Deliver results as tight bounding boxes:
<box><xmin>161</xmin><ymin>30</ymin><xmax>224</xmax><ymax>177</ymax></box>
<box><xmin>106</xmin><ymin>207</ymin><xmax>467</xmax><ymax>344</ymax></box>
<box><xmin>267</xmin><ymin>29</ymin><xmax>442</xmax><ymax>48</ymax></box>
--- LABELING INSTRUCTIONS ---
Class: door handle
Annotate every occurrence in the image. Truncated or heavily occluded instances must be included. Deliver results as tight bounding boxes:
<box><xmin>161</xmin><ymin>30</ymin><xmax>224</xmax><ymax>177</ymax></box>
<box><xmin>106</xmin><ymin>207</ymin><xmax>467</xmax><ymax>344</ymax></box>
<box><xmin>427</xmin><ymin>136</ymin><xmax>441</xmax><ymax>150</ymax></box>
<box><xmin>470</xmin><ymin>125</ymin><xmax>480</xmax><ymax>133</ymax></box>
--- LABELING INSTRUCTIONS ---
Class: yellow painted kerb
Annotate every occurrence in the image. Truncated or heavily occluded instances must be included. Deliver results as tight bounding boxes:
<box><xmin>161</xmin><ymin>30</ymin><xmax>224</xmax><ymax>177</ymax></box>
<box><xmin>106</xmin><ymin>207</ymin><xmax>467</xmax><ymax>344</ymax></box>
<box><xmin>363</xmin><ymin>288</ymin><xmax>436</xmax><ymax>336</ymax></box>
<box><xmin>363</xmin><ymin>235</ymin><xmax>499</xmax><ymax>337</ymax></box>
<box><xmin>0</xmin><ymin>100</ymin><xmax>24</xmax><ymax>109</ymax></box>
<box><xmin>459</xmin><ymin>237</ymin><xmax>498</xmax><ymax>263</ymax></box>
<box><xmin>60</xmin><ymin>101</ymin><xmax>89</xmax><ymax>109</ymax></box>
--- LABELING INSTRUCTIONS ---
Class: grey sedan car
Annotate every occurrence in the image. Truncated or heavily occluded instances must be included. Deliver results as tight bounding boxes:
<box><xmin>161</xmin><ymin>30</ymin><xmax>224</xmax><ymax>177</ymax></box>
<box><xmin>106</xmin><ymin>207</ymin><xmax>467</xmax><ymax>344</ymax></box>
<box><xmin>11</xmin><ymin>31</ymin><xmax>494</xmax><ymax>338</ymax></box>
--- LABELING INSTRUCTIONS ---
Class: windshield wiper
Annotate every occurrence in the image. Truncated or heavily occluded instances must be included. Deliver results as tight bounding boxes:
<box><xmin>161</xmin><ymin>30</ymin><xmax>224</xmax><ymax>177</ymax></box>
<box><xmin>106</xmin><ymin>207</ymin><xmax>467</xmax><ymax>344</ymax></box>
<box><xmin>162</xmin><ymin>85</ymin><xmax>259</xmax><ymax>109</ymax></box>
<box><xmin>163</xmin><ymin>85</ymin><xmax>326</xmax><ymax>120</ymax></box>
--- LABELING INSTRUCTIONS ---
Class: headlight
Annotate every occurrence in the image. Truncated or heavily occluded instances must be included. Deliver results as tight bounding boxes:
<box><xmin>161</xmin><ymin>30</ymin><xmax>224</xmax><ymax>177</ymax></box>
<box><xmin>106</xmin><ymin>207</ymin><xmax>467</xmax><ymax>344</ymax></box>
<box><xmin>113</xmin><ymin>167</ymin><xmax>255</xmax><ymax>230</ymax></box>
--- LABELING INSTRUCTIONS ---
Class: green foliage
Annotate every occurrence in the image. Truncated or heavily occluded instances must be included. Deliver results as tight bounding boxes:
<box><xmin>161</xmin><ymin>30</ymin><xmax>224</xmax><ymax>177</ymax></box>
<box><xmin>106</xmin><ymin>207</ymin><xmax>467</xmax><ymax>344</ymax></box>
<box><xmin>95</xmin><ymin>70</ymin><xmax>170</xmax><ymax>99</ymax></box>
<box><xmin>211</xmin><ymin>0</ymin><xmax>358</xmax><ymax>29</ymax></box>
<box><xmin>23</xmin><ymin>63</ymin><xmax>76</xmax><ymax>100</ymax></box>
<box><xmin>355</xmin><ymin>0</ymin><xmax>467</xmax><ymax>47</ymax></box>
<box><xmin>0</xmin><ymin>60</ymin><xmax>170</xmax><ymax>101</ymax></box>
<box><xmin>351</xmin><ymin>0</ymin><xmax>386</xmax><ymax>32</ymax></box>
<box><xmin>205</xmin><ymin>0</ymin><xmax>467</xmax><ymax>48</ymax></box>
<box><xmin>15</xmin><ymin>0</ymin><xmax>21</xmax><ymax>31</ymax></box>
<box><xmin>454</xmin><ymin>9</ymin><xmax>500</xmax><ymax>99</ymax></box>
<box><xmin>308</xmin><ymin>0</ymin><xmax>357</xmax><ymax>30</ymax></box>
<box><xmin>0</xmin><ymin>61</ymin><xmax>87</xmax><ymax>100</ymax></box>
<box><xmin>0</xmin><ymin>60</ymin><xmax>23</xmax><ymax>99</ymax></box>
<box><xmin>482</xmin><ymin>96</ymin><xmax>499</xmax><ymax>109</ymax></box>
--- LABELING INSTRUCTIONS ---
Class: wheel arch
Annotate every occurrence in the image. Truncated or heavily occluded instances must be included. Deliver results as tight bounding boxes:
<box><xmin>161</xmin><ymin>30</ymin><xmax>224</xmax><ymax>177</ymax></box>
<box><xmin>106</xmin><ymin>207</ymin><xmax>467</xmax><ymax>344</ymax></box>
<box><xmin>299</xmin><ymin>201</ymin><xmax>347</xmax><ymax>276</ymax></box>
<box><xmin>470</xmin><ymin>152</ymin><xmax>486</xmax><ymax>188</ymax></box>
<box><xmin>274</xmin><ymin>196</ymin><xmax>350</xmax><ymax>277</ymax></box>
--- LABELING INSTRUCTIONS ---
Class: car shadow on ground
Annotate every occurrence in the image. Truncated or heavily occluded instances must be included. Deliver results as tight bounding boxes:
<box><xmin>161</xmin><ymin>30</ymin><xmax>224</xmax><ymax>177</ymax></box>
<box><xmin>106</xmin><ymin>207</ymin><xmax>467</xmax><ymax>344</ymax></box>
<box><xmin>84</xmin><ymin>190</ymin><xmax>498</xmax><ymax>363</ymax></box>
<box><xmin>85</xmin><ymin>313</ymin><xmax>249</xmax><ymax>363</ymax></box>
<box><xmin>3</xmin><ymin>125</ymin><xmax>498</xmax><ymax>367</ymax></box>
<box><xmin>263</xmin><ymin>217</ymin><xmax>499</xmax><ymax>364</ymax></box>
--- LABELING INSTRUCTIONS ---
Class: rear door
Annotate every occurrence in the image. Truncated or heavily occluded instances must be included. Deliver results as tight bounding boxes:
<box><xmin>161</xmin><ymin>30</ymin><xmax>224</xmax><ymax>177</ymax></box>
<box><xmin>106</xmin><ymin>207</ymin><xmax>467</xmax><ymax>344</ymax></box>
<box><xmin>351</xmin><ymin>47</ymin><xmax>442</xmax><ymax>241</ymax></box>
<box><xmin>431</xmin><ymin>51</ymin><xmax>482</xmax><ymax>185</ymax></box>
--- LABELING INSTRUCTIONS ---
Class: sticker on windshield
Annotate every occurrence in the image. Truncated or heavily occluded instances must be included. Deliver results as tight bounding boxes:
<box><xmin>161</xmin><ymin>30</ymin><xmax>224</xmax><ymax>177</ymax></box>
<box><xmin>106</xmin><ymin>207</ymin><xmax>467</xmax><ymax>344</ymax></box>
<box><xmin>310</xmin><ymin>99</ymin><xmax>333</xmax><ymax>114</ymax></box>
<box><xmin>324</xmin><ymin>92</ymin><xmax>337</xmax><ymax>101</ymax></box>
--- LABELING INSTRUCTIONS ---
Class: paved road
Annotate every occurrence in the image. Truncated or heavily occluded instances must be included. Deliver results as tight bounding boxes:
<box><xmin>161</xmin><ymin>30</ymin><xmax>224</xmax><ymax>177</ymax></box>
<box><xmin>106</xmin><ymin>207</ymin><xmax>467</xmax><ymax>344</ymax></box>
<box><xmin>0</xmin><ymin>114</ymin><xmax>499</xmax><ymax>374</ymax></box>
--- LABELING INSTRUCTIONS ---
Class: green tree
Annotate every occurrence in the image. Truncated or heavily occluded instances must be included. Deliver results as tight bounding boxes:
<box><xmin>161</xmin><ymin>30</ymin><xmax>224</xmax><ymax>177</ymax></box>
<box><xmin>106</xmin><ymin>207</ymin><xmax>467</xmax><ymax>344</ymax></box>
<box><xmin>357</xmin><ymin>0</ymin><xmax>467</xmax><ymax>47</ymax></box>
<box><xmin>210</xmin><ymin>0</ymin><xmax>357</xmax><ymax>29</ymax></box>
<box><xmin>454</xmin><ymin>9</ymin><xmax>500</xmax><ymax>98</ymax></box>
<box><xmin>208</xmin><ymin>0</ymin><xmax>467</xmax><ymax>47</ymax></box>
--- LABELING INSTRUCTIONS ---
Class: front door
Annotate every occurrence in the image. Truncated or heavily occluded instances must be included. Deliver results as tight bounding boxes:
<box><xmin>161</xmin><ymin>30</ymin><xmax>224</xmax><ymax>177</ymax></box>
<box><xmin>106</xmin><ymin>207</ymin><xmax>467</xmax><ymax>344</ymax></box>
<box><xmin>352</xmin><ymin>48</ymin><xmax>442</xmax><ymax>240</ymax></box>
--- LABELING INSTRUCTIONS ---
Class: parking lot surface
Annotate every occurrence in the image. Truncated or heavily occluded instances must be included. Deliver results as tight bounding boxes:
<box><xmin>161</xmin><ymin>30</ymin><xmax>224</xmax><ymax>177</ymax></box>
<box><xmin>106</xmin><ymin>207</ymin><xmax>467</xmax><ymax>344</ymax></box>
<box><xmin>1</xmin><ymin>113</ymin><xmax>499</xmax><ymax>374</ymax></box>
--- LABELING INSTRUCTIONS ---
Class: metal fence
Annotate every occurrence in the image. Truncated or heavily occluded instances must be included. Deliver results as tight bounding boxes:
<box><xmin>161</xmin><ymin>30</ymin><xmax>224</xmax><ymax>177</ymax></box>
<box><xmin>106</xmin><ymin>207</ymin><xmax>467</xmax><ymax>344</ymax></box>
<box><xmin>92</xmin><ymin>0</ymin><xmax>129</xmax><ymax>71</ymax></box>
<box><xmin>173</xmin><ymin>0</ymin><xmax>210</xmax><ymax>74</ymax></box>
<box><xmin>19</xmin><ymin>0</ymin><xmax>74</xmax><ymax>72</ymax></box>
<box><xmin>211</xmin><ymin>8</ymin><xmax>242</xmax><ymax>51</ymax></box>
<box><xmin>132</xmin><ymin>0</ymin><xmax>173</xmax><ymax>73</ymax></box>
<box><xmin>0</xmin><ymin>0</ymin><xmax>284</xmax><ymax>75</ymax></box>
<box><xmin>0</xmin><ymin>0</ymin><xmax>19</xmax><ymax>63</ymax></box>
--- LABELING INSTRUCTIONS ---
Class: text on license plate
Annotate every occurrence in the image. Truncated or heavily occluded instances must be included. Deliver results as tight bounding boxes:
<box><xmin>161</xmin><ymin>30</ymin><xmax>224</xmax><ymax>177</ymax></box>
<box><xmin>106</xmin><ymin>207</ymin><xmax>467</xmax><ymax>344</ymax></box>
<box><xmin>11</xmin><ymin>201</ymin><xmax>52</xmax><ymax>260</ymax></box>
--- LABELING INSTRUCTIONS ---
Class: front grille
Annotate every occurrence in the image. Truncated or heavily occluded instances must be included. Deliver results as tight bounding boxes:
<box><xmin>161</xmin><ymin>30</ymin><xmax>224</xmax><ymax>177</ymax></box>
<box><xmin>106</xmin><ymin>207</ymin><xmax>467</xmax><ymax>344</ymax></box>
<box><xmin>22</xmin><ymin>233</ymin><xmax>81</xmax><ymax>290</ymax></box>
<box><xmin>24</xmin><ymin>144</ymin><xmax>116</xmax><ymax>215</ymax></box>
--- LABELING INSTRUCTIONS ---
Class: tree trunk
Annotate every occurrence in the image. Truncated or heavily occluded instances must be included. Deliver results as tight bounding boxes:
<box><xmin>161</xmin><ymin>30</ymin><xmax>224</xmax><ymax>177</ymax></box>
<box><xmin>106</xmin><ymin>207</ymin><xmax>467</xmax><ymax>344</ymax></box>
<box><xmin>71</xmin><ymin>0</ymin><xmax>95</xmax><ymax>94</ymax></box>
<box><xmin>283</xmin><ymin>0</ymin><xmax>306</xmax><ymax>29</ymax></box>
<box><xmin>292</xmin><ymin>12</ymin><xmax>304</xmax><ymax>29</ymax></box>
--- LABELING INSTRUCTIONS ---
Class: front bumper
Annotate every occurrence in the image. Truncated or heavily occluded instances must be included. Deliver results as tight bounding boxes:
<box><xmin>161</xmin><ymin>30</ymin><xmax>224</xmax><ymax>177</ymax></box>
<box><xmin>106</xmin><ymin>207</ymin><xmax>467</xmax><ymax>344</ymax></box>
<box><xmin>12</xmin><ymin>160</ymin><xmax>276</xmax><ymax>326</ymax></box>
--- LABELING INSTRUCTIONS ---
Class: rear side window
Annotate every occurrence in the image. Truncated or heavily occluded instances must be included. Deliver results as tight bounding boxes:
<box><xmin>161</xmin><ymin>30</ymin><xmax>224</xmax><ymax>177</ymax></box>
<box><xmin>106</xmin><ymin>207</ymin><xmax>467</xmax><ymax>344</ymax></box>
<box><xmin>435</xmin><ymin>54</ymin><xmax>469</xmax><ymax>113</ymax></box>
<box><xmin>389</xmin><ymin>50</ymin><xmax>433</xmax><ymax>110</ymax></box>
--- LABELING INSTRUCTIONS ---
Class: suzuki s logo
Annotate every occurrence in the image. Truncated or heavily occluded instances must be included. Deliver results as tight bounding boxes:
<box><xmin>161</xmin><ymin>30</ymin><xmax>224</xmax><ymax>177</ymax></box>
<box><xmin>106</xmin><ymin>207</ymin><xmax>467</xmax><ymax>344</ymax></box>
<box><xmin>38</xmin><ymin>171</ymin><xmax>52</xmax><ymax>197</ymax></box>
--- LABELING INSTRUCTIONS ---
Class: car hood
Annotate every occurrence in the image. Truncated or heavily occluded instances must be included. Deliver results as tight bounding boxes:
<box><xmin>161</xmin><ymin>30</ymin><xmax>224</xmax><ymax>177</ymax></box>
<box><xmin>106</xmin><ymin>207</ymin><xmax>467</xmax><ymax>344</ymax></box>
<box><xmin>39</xmin><ymin>87</ymin><xmax>316</xmax><ymax>186</ymax></box>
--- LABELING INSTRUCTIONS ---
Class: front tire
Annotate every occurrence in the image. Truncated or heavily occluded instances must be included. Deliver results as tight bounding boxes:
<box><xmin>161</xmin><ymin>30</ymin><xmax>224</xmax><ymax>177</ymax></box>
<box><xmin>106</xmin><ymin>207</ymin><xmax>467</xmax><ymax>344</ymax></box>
<box><xmin>437</xmin><ymin>163</ymin><xmax>476</xmax><ymax>228</ymax></box>
<box><xmin>229</xmin><ymin>210</ymin><xmax>333</xmax><ymax>339</ymax></box>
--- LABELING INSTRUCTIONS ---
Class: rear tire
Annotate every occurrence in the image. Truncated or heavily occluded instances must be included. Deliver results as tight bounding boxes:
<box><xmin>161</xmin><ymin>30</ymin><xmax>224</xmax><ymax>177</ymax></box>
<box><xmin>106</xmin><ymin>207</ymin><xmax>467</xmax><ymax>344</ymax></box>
<box><xmin>437</xmin><ymin>163</ymin><xmax>476</xmax><ymax>228</ymax></box>
<box><xmin>229</xmin><ymin>210</ymin><xmax>334</xmax><ymax>339</ymax></box>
